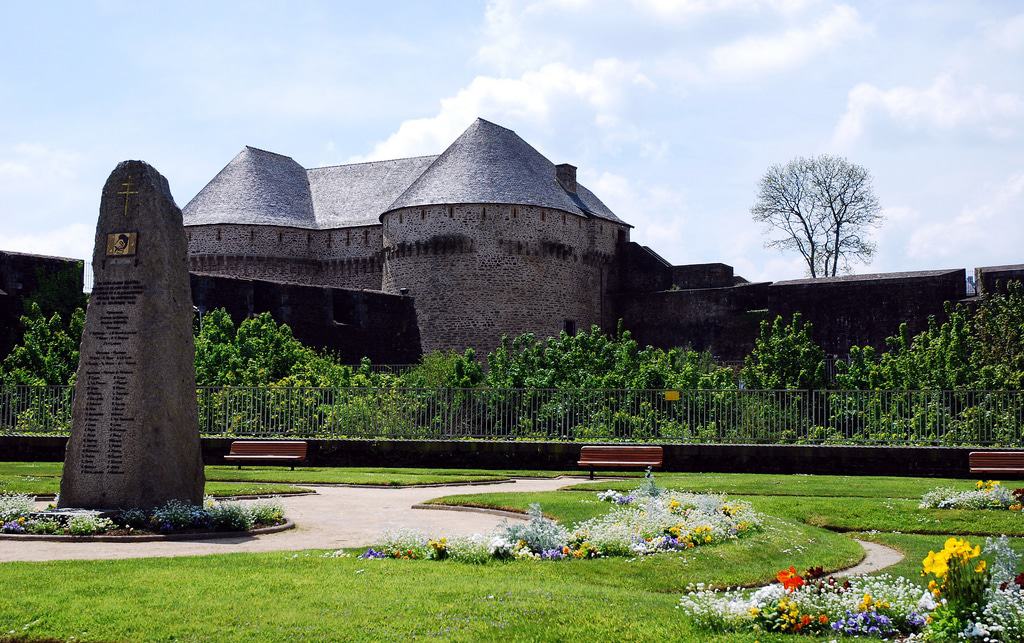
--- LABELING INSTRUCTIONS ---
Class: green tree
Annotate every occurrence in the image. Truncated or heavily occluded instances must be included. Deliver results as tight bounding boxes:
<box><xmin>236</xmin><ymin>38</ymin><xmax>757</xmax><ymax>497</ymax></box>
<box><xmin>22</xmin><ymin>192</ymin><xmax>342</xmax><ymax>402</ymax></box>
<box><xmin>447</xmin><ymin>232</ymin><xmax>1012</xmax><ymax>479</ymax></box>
<box><xmin>0</xmin><ymin>303</ymin><xmax>84</xmax><ymax>387</ymax></box>
<box><xmin>741</xmin><ymin>314</ymin><xmax>826</xmax><ymax>390</ymax></box>
<box><xmin>400</xmin><ymin>350</ymin><xmax>483</xmax><ymax>389</ymax></box>
<box><xmin>970</xmin><ymin>282</ymin><xmax>1024</xmax><ymax>389</ymax></box>
<box><xmin>484</xmin><ymin>324</ymin><xmax>733</xmax><ymax>390</ymax></box>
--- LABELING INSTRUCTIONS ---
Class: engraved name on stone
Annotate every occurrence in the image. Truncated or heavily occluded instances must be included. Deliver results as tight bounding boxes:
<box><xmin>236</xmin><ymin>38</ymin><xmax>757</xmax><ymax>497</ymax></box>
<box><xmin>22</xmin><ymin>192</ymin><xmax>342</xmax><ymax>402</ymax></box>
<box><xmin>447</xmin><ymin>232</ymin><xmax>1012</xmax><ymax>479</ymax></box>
<box><xmin>78</xmin><ymin>279</ymin><xmax>144</xmax><ymax>476</ymax></box>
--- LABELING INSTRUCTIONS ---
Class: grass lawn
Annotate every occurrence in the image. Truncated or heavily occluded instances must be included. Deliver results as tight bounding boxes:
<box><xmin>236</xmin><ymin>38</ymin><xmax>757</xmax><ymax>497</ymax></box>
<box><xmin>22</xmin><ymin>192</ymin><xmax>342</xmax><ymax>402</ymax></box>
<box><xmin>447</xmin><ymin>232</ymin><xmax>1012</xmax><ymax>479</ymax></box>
<box><xmin>0</xmin><ymin>462</ymin><xmax>605</xmax><ymax>496</ymax></box>
<box><xmin>5</xmin><ymin>466</ymin><xmax>1024</xmax><ymax>641</ymax></box>
<box><xmin>0</xmin><ymin>462</ymin><xmax>310</xmax><ymax>498</ymax></box>
<box><xmin>568</xmin><ymin>471</ymin><xmax>1024</xmax><ymax>499</ymax></box>
<box><xmin>0</xmin><ymin>550</ymin><xmax>809</xmax><ymax>642</ymax></box>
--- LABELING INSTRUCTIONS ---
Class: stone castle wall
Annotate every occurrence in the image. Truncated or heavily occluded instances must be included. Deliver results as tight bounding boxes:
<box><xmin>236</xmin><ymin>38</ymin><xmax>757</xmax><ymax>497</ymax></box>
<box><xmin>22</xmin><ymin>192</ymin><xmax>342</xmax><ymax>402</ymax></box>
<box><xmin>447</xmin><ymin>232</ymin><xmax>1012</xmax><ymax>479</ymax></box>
<box><xmin>191</xmin><ymin>273</ymin><xmax>421</xmax><ymax>363</ymax></box>
<box><xmin>186</xmin><ymin>223</ymin><xmax>383</xmax><ymax>289</ymax></box>
<box><xmin>381</xmin><ymin>203</ymin><xmax>628</xmax><ymax>355</ymax></box>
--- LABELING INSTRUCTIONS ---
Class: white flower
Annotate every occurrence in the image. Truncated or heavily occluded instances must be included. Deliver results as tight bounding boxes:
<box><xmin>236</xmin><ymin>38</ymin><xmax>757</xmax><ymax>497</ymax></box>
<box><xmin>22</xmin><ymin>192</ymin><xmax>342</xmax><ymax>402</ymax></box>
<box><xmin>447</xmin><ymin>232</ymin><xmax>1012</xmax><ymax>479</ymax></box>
<box><xmin>917</xmin><ymin>590</ymin><xmax>937</xmax><ymax>611</ymax></box>
<box><xmin>963</xmin><ymin>621</ymin><xmax>990</xmax><ymax>638</ymax></box>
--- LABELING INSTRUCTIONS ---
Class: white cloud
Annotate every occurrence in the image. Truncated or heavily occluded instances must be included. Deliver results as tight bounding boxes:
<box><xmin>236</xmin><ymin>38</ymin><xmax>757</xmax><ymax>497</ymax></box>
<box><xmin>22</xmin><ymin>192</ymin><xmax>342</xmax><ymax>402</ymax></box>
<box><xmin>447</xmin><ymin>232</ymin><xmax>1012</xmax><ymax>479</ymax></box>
<box><xmin>630</xmin><ymin>0</ymin><xmax>815</xmax><ymax>18</ymax></box>
<box><xmin>353</xmin><ymin>60</ymin><xmax>653</xmax><ymax>161</ymax></box>
<box><xmin>709</xmin><ymin>4</ymin><xmax>868</xmax><ymax>77</ymax></box>
<box><xmin>0</xmin><ymin>223</ymin><xmax>94</xmax><ymax>260</ymax></box>
<box><xmin>985</xmin><ymin>12</ymin><xmax>1024</xmax><ymax>51</ymax></box>
<box><xmin>833</xmin><ymin>74</ymin><xmax>1022</xmax><ymax>146</ymax></box>
<box><xmin>586</xmin><ymin>170</ymin><xmax>690</xmax><ymax>257</ymax></box>
<box><xmin>905</xmin><ymin>171</ymin><xmax>1024</xmax><ymax>262</ymax></box>
<box><xmin>0</xmin><ymin>144</ymin><xmax>95</xmax><ymax>261</ymax></box>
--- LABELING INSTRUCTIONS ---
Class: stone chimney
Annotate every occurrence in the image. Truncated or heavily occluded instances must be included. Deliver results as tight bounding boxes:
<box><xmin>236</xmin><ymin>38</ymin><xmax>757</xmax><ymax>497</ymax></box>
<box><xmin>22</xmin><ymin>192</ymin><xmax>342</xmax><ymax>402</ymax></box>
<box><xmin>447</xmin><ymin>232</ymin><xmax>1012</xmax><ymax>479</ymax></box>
<box><xmin>556</xmin><ymin>163</ymin><xmax>577</xmax><ymax>193</ymax></box>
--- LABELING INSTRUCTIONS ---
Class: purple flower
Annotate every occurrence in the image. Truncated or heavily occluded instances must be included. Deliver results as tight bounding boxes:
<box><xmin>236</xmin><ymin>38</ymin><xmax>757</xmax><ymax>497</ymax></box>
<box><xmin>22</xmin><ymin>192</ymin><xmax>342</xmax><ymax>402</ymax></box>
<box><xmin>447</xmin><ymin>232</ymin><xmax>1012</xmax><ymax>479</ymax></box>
<box><xmin>540</xmin><ymin>548</ymin><xmax>566</xmax><ymax>560</ymax></box>
<box><xmin>360</xmin><ymin>548</ymin><xmax>387</xmax><ymax>559</ymax></box>
<box><xmin>2</xmin><ymin>521</ymin><xmax>26</xmax><ymax>534</ymax></box>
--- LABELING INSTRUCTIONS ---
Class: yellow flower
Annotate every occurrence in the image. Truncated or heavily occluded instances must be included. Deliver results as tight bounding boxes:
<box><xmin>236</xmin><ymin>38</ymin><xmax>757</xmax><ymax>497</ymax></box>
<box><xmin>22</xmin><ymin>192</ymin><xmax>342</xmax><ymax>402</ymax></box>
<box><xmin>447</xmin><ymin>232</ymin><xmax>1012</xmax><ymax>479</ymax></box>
<box><xmin>976</xmin><ymin>560</ymin><xmax>988</xmax><ymax>573</ymax></box>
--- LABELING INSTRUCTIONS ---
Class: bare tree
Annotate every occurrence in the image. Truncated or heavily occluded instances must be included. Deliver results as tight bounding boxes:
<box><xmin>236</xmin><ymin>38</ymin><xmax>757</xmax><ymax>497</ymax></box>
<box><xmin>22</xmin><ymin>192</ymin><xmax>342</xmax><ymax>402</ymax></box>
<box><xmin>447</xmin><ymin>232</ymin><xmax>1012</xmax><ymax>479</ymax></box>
<box><xmin>751</xmin><ymin>155</ymin><xmax>883</xmax><ymax>278</ymax></box>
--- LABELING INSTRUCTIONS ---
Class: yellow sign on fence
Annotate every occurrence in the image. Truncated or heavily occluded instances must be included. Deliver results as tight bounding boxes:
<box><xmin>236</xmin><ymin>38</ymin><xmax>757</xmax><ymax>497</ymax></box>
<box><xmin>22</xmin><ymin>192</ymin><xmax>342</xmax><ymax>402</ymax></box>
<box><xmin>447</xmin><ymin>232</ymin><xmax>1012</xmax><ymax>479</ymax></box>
<box><xmin>664</xmin><ymin>390</ymin><xmax>680</xmax><ymax>401</ymax></box>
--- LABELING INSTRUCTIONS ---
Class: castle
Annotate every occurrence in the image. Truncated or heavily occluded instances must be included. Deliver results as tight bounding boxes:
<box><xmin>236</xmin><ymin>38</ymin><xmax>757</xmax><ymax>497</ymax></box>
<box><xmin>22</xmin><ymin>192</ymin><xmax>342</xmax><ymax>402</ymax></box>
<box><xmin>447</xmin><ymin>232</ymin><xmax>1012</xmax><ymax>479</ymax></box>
<box><xmin>183</xmin><ymin>118</ymin><xmax>629</xmax><ymax>356</ymax></box>
<box><xmin>5</xmin><ymin>119</ymin><xmax>1016</xmax><ymax>365</ymax></box>
<box><xmin>178</xmin><ymin>117</ymin><xmax>1024</xmax><ymax>362</ymax></box>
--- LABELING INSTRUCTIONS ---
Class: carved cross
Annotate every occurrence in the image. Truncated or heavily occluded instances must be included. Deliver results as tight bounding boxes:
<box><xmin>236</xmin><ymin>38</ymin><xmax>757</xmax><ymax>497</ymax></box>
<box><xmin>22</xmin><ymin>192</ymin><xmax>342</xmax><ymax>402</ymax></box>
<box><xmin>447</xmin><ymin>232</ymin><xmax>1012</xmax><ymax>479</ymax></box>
<box><xmin>117</xmin><ymin>177</ymin><xmax>139</xmax><ymax>217</ymax></box>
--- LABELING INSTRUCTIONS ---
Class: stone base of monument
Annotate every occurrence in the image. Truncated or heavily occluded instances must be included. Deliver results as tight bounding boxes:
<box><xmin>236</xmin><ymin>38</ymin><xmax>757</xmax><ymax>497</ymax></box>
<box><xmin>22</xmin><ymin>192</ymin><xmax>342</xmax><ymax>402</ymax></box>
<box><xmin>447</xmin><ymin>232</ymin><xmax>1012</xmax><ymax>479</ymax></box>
<box><xmin>0</xmin><ymin>519</ymin><xmax>295</xmax><ymax>542</ymax></box>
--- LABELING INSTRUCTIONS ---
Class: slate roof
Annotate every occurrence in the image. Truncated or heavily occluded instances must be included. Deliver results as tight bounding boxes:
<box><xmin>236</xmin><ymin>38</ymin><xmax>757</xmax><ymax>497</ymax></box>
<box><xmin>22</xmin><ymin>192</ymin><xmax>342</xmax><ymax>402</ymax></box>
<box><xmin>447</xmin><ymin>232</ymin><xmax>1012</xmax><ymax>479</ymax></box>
<box><xmin>183</xmin><ymin>118</ymin><xmax>627</xmax><ymax>230</ymax></box>
<box><xmin>386</xmin><ymin>119</ymin><xmax>625</xmax><ymax>224</ymax></box>
<box><xmin>307</xmin><ymin>155</ymin><xmax>437</xmax><ymax>228</ymax></box>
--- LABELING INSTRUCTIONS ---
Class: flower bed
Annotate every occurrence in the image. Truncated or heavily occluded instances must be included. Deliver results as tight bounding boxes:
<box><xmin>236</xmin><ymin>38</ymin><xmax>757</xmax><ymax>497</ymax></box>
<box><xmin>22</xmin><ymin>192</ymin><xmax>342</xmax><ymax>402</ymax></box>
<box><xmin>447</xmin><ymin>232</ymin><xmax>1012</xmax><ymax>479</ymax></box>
<box><xmin>0</xmin><ymin>494</ymin><xmax>286</xmax><ymax>536</ymax></box>
<box><xmin>678</xmin><ymin>536</ymin><xmax>1024</xmax><ymax>640</ymax></box>
<box><xmin>920</xmin><ymin>480</ymin><xmax>1024</xmax><ymax>511</ymax></box>
<box><xmin>359</xmin><ymin>474</ymin><xmax>762</xmax><ymax>562</ymax></box>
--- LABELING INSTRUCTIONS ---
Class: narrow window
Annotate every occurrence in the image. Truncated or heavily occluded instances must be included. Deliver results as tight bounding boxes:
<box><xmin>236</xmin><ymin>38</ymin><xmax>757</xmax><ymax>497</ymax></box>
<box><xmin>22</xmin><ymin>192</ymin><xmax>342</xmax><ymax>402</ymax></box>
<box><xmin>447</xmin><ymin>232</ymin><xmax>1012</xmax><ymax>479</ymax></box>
<box><xmin>278</xmin><ymin>231</ymin><xmax>283</xmax><ymax>243</ymax></box>
<box><xmin>216</xmin><ymin>228</ymin><xmax>221</xmax><ymax>241</ymax></box>
<box><xmin>564</xmin><ymin>319</ymin><xmax>577</xmax><ymax>336</ymax></box>
<box><xmin>448</xmin><ymin>206</ymin><xmax>454</xmax><ymax>217</ymax></box>
<box><xmin>399</xmin><ymin>212</ymin><xmax>404</xmax><ymax>223</ymax></box>
<box><xmin>364</xmin><ymin>230</ymin><xmax>369</xmax><ymax>245</ymax></box>
<box><xmin>346</xmin><ymin>231</ymin><xmax>351</xmax><ymax>246</ymax></box>
<box><xmin>421</xmin><ymin>209</ymin><xmax>425</xmax><ymax>219</ymax></box>
<box><xmin>541</xmin><ymin>211</ymin><xmax>546</xmax><ymax>222</ymax></box>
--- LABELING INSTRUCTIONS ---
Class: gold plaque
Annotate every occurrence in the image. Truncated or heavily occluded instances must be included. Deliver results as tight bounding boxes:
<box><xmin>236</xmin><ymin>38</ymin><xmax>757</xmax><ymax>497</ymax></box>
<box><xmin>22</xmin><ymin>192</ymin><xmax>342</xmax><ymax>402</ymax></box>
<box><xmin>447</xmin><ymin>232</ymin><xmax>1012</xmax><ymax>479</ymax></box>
<box><xmin>664</xmin><ymin>390</ymin><xmax>680</xmax><ymax>401</ymax></box>
<box><xmin>106</xmin><ymin>232</ymin><xmax>138</xmax><ymax>257</ymax></box>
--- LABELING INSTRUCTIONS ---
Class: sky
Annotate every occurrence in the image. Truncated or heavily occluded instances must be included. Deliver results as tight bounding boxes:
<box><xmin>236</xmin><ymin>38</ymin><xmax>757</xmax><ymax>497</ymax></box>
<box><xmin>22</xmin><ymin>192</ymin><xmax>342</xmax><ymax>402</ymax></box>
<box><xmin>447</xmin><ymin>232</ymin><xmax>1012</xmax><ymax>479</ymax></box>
<box><xmin>0</xmin><ymin>0</ymin><xmax>1021</xmax><ymax>282</ymax></box>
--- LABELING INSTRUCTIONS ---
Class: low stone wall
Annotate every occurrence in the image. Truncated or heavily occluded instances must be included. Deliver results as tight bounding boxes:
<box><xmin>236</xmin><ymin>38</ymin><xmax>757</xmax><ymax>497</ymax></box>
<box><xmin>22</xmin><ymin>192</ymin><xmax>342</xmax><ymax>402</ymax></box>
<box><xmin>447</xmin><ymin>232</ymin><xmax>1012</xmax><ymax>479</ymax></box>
<box><xmin>3</xmin><ymin>436</ymin><xmax>995</xmax><ymax>478</ymax></box>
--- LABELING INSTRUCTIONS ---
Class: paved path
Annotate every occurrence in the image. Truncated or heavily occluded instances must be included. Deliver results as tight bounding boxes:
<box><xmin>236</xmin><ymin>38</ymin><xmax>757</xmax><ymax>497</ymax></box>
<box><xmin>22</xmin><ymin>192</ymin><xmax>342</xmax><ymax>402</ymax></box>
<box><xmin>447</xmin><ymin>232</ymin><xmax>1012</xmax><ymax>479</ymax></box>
<box><xmin>1</xmin><ymin>478</ymin><xmax>571</xmax><ymax>563</ymax></box>
<box><xmin>1</xmin><ymin>479</ymin><xmax>904</xmax><ymax>576</ymax></box>
<box><xmin>838</xmin><ymin>540</ymin><xmax>905</xmax><ymax>577</ymax></box>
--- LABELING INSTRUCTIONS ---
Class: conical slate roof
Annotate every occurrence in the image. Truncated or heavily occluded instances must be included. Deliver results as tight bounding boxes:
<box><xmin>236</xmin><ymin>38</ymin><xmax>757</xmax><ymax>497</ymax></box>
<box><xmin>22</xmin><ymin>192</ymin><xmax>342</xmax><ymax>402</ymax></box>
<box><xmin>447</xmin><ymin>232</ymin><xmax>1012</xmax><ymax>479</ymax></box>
<box><xmin>183</xmin><ymin>146</ymin><xmax>316</xmax><ymax>227</ymax></box>
<box><xmin>183</xmin><ymin>119</ymin><xmax>626</xmax><ymax>229</ymax></box>
<box><xmin>386</xmin><ymin>119</ymin><xmax>624</xmax><ymax>224</ymax></box>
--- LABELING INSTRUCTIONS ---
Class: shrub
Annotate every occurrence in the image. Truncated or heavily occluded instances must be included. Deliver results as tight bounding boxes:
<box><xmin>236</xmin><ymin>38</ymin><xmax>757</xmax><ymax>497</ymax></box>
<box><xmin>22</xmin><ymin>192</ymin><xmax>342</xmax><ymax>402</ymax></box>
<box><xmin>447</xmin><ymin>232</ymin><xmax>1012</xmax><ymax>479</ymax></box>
<box><xmin>376</xmin><ymin>528</ymin><xmax>429</xmax><ymax>559</ymax></box>
<box><xmin>741</xmin><ymin>314</ymin><xmax>825</xmax><ymax>390</ymax></box>
<box><xmin>0</xmin><ymin>494</ymin><xmax>34</xmax><ymax>522</ymax></box>
<box><xmin>116</xmin><ymin>508</ymin><xmax>149</xmax><ymax>529</ymax></box>
<box><xmin>919</xmin><ymin>481</ymin><xmax>1015</xmax><ymax>510</ymax></box>
<box><xmin>151</xmin><ymin>499</ymin><xmax>210</xmax><ymax>532</ymax></box>
<box><xmin>208</xmin><ymin>502</ymin><xmax>254</xmax><ymax>532</ymax></box>
<box><xmin>67</xmin><ymin>515</ymin><xmax>114</xmax><ymax>536</ymax></box>
<box><xmin>248</xmin><ymin>501</ymin><xmax>284</xmax><ymax>526</ymax></box>
<box><xmin>25</xmin><ymin>519</ymin><xmax>61</xmax><ymax>535</ymax></box>
<box><xmin>501</xmin><ymin>504</ymin><xmax>569</xmax><ymax>554</ymax></box>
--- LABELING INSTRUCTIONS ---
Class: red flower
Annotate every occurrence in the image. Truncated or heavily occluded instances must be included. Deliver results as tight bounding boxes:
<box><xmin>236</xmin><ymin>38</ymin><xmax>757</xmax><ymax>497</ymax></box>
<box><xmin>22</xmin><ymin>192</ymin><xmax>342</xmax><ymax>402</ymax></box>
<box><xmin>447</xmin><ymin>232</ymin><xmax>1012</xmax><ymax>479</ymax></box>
<box><xmin>776</xmin><ymin>566</ymin><xmax>805</xmax><ymax>592</ymax></box>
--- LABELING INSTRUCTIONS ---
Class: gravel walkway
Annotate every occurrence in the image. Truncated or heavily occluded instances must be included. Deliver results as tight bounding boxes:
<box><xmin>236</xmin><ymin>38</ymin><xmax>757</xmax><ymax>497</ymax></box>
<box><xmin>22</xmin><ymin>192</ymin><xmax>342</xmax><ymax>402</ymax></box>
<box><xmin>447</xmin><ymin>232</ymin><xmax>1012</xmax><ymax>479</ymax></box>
<box><xmin>1</xmin><ymin>478</ymin><xmax>904</xmax><ymax>576</ymax></box>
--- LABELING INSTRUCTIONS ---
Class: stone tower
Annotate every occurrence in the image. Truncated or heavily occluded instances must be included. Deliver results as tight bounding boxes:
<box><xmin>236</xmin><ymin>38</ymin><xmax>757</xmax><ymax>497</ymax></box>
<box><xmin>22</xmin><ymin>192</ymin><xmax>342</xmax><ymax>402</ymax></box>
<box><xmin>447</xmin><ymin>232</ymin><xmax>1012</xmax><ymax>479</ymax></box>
<box><xmin>380</xmin><ymin>119</ymin><xmax>629</xmax><ymax>355</ymax></box>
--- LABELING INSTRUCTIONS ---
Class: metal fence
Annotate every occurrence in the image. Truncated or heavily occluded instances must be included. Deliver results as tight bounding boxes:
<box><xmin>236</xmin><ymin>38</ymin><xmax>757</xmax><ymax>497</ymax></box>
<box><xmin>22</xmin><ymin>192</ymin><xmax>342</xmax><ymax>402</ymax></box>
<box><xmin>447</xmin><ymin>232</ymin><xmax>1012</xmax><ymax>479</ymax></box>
<box><xmin>2</xmin><ymin>385</ymin><xmax>1023</xmax><ymax>445</ymax></box>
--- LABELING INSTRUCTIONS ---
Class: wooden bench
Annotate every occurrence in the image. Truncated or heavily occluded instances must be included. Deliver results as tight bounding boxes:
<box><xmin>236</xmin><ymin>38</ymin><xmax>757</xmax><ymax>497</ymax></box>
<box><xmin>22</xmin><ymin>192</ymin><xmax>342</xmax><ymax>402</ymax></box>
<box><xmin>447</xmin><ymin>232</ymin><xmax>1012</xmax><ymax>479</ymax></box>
<box><xmin>969</xmin><ymin>451</ymin><xmax>1024</xmax><ymax>476</ymax></box>
<box><xmin>224</xmin><ymin>441</ymin><xmax>308</xmax><ymax>470</ymax></box>
<box><xmin>578</xmin><ymin>445</ymin><xmax>664</xmax><ymax>479</ymax></box>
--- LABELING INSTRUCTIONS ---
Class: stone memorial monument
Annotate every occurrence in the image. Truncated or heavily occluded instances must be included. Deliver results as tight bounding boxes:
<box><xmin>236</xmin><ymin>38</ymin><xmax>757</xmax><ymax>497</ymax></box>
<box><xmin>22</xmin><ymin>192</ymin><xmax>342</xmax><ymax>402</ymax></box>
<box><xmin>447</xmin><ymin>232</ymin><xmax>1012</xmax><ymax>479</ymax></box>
<box><xmin>58</xmin><ymin>161</ymin><xmax>204</xmax><ymax>509</ymax></box>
